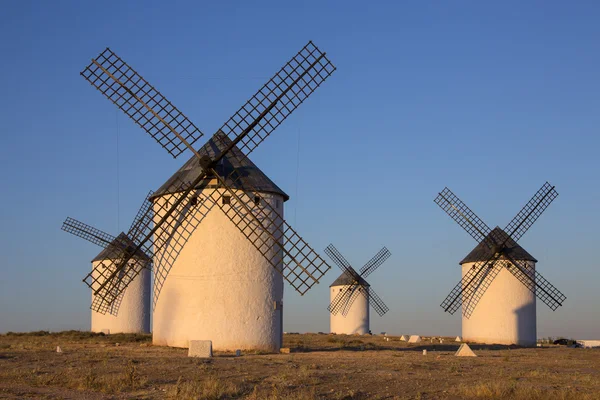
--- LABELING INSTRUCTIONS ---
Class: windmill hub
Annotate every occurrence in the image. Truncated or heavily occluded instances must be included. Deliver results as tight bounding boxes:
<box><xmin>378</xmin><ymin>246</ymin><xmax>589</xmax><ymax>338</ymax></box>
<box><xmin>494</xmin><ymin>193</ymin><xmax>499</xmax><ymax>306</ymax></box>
<box><xmin>491</xmin><ymin>244</ymin><xmax>505</xmax><ymax>257</ymax></box>
<box><xmin>198</xmin><ymin>155</ymin><xmax>213</xmax><ymax>170</ymax></box>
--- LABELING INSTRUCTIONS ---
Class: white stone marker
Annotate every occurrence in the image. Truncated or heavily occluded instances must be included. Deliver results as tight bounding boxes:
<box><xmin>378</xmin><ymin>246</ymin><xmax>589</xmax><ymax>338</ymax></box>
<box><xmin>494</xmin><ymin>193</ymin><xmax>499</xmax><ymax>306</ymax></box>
<box><xmin>188</xmin><ymin>340</ymin><xmax>213</xmax><ymax>358</ymax></box>
<box><xmin>400</xmin><ymin>335</ymin><xmax>408</xmax><ymax>341</ymax></box>
<box><xmin>408</xmin><ymin>335</ymin><xmax>421</xmax><ymax>343</ymax></box>
<box><xmin>455</xmin><ymin>343</ymin><xmax>477</xmax><ymax>357</ymax></box>
<box><xmin>56</xmin><ymin>346</ymin><xmax>62</xmax><ymax>353</ymax></box>
<box><xmin>422</xmin><ymin>349</ymin><xmax>427</xmax><ymax>356</ymax></box>
<box><xmin>577</xmin><ymin>340</ymin><xmax>600</xmax><ymax>348</ymax></box>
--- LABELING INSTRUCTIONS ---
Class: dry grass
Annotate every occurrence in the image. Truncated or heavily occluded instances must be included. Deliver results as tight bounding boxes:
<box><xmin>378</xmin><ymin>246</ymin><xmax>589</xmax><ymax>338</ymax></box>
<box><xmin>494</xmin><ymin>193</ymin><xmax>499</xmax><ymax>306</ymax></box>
<box><xmin>455</xmin><ymin>381</ymin><xmax>597</xmax><ymax>400</ymax></box>
<box><xmin>166</xmin><ymin>376</ymin><xmax>245</xmax><ymax>399</ymax></box>
<box><xmin>1</xmin><ymin>332</ymin><xmax>599</xmax><ymax>399</ymax></box>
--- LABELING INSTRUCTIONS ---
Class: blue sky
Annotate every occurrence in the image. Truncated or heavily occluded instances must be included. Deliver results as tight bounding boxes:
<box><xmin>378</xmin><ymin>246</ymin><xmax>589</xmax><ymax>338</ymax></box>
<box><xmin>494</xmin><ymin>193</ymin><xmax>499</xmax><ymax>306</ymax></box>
<box><xmin>0</xmin><ymin>1</ymin><xmax>598</xmax><ymax>339</ymax></box>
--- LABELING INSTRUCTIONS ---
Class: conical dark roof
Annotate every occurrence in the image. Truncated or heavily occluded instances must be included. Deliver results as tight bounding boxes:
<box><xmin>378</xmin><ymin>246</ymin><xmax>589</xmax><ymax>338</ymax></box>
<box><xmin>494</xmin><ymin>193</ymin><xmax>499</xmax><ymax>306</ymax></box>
<box><xmin>91</xmin><ymin>233</ymin><xmax>151</xmax><ymax>262</ymax></box>
<box><xmin>330</xmin><ymin>271</ymin><xmax>370</xmax><ymax>287</ymax></box>
<box><xmin>459</xmin><ymin>227</ymin><xmax>537</xmax><ymax>265</ymax></box>
<box><xmin>152</xmin><ymin>132</ymin><xmax>289</xmax><ymax>200</ymax></box>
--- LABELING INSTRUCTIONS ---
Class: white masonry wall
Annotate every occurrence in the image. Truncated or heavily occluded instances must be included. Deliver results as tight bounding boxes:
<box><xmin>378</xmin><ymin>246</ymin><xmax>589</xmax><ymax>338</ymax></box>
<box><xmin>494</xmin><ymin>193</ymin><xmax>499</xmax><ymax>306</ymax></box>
<box><xmin>90</xmin><ymin>260</ymin><xmax>151</xmax><ymax>334</ymax></box>
<box><xmin>152</xmin><ymin>189</ymin><xmax>284</xmax><ymax>352</ymax></box>
<box><xmin>330</xmin><ymin>285</ymin><xmax>370</xmax><ymax>335</ymax></box>
<box><xmin>461</xmin><ymin>260</ymin><xmax>536</xmax><ymax>346</ymax></box>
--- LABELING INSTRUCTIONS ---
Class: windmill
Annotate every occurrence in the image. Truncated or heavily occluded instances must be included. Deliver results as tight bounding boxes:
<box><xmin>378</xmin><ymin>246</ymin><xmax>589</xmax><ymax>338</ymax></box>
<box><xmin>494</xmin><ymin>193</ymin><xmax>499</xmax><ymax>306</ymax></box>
<box><xmin>78</xmin><ymin>41</ymin><xmax>335</xmax><ymax>350</ymax></box>
<box><xmin>325</xmin><ymin>244</ymin><xmax>391</xmax><ymax>335</ymax></box>
<box><xmin>61</xmin><ymin>192</ymin><xmax>154</xmax><ymax>333</ymax></box>
<box><xmin>434</xmin><ymin>182</ymin><xmax>566</xmax><ymax>346</ymax></box>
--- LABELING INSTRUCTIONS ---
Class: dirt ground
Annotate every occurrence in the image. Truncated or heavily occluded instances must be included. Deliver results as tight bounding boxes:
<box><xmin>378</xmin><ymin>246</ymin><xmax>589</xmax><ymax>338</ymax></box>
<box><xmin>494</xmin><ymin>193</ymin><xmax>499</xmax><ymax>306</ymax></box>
<box><xmin>0</xmin><ymin>331</ymin><xmax>598</xmax><ymax>399</ymax></box>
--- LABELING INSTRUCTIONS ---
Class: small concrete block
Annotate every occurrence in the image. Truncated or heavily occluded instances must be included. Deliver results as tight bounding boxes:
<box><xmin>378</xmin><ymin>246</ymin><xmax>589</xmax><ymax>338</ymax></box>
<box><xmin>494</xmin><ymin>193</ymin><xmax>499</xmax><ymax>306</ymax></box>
<box><xmin>56</xmin><ymin>346</ymin><xmax>62</xmax><ymax>353</ymax></box>
<box><xmin>188</xmin><ymin>340</ymin><xmax>213</xmax><ymax>358</ymax></box>
<box><xmin>408</xmin><ymin>335</ymin><xmax>421</xmax><ymax>343</ymax></box>
<box><xmin>422</xmin><ymin>350</ymin><xmax>427</xmax><ymax>356</ymax></box>
<box><xmin>280</xmin><ymin>347</ymin><xmax>291</xmax><ymax>354</ymax></box>
<box><xmin>455</xmin><ymin>343</ymin><xmax>477</xmax><ymax>357</ymax></box>
<box><xmin>235</xmin><ymin>350</ymin><xmax>241</xmax><ymax>357</ymax></box>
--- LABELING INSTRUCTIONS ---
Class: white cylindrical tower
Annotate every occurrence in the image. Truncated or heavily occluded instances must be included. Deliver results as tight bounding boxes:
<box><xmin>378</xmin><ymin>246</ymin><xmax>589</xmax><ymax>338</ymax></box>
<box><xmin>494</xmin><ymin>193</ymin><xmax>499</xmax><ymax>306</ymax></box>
<box><xmin>460</xmin><ymin>227</ymin><xmax>537</xmax><ymax>347</ymax></box>
<box><xmin>151</xmin><ymin>134</ymin><xmax>288</xmax><ymax>352</ymax></box>
<box><xmin>329</xmin><ymin>274</ymin><xmax>370</xmax><ymax>335</ymax></box>
<box><xmin>90</xmin><ymin>234</ymin><xmax>151</xmax><ymax>334</ymax></box>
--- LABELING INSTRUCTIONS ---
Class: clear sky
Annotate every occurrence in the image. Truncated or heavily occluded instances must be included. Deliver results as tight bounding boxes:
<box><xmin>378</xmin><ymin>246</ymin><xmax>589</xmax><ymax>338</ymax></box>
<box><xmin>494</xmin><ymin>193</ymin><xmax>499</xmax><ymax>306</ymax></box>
<box><xmin>0</xmin><ymin>1</ymin><xmax>598</xmax><ymax>339</ymax></box>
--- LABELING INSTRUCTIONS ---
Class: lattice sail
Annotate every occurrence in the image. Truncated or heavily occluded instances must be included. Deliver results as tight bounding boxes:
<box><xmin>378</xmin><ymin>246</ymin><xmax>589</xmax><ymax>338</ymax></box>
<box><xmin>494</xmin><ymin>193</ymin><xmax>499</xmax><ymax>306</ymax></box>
<box><xmin>434</xmin><ymin>187</ymin><xmax>494</xmax><ymax>247</ymax></box>
<box><xmin>504</xmin><ymin>182</ymin><xmax>558</xmax><ymax>242</ymax></box>
<box><xmin>213</xmin><ymin>174</ymin><xmax>330</xmax><ymax>295</ymax></box>
<box><xmin>328</xmin><ymin>285</ymin><xmax>354</xmax><ymax>316</ymax></box>
<box><xmin>360</xmin><ymin>247</ymin><xmax>391</xmax><ymax>278</ymax></box>
<box><xmin>212</xmin><ymin>41</ymin><xmax>335</xmax><ymax>161</ymax></box>
<box><xmin>61</xmin><ymin>217</ymin><xmax>116</xmax><ymax>248</ymax></box>
<box><xmin>440</xmin><ymin>251</ymin><xmax>503</xmax><ymax>315</ymax></box>
<box><xmin>81</xmin><ymin>48</ymin><xmax>204</xmax><ymax>158</ymax></box>
<box><xmin>324</xmin><ymin>244</ymin><xmax>361</xmax><ymax>280</ymax></box>
<box><xmin>502</xmin><ymin>255</ymin><xmax>566</xmax><ymax>311</ymax></box>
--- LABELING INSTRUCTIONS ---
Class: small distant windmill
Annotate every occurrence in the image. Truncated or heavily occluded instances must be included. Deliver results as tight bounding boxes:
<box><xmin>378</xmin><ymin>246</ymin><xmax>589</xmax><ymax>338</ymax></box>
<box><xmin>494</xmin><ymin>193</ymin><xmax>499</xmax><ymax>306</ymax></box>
<box><xmin>325</xmin><ymin>244</ymin><xmax>391</xmax><ymax>335</ymax></box>
<box><xmin>434</xmin><ymin>182</ymin><xmax>566</xmax><ymax>346</ymax></box>
<box><xmin>77</xmin><ymin>42</ymin><xmax>336</xmax><ymax>350</ymax></box>
<box><xmin>61</xmin><ymin>192</ymin><xmax>154</xmax><ymax>333</ymax></box>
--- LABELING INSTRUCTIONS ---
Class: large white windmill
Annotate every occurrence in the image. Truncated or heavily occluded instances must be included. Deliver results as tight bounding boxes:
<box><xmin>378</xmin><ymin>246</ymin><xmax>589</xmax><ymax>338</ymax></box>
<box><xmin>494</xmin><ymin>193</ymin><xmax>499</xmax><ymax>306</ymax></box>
<box><xmin>434</xmin><ymin>182</ymin><xmax>566</xmax><ymax>346</ymax></box>
<box><xmin>76</xmin><ymin>42</ymin><xmax>336</xmax><ymax>351</ymax></box>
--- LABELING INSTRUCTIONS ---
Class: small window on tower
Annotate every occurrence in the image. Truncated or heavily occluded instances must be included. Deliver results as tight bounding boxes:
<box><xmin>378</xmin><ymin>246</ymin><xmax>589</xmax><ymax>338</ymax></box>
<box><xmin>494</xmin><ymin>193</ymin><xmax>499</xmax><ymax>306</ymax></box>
<box><xmin>254</xmin><ymin>195</ymin><xmax>261</xmax><ymax>206</ymax></box>
<box><xmin>222</xmin><ymin>195</ymin><xmax>231</xmax><ymax>205</ymax></box>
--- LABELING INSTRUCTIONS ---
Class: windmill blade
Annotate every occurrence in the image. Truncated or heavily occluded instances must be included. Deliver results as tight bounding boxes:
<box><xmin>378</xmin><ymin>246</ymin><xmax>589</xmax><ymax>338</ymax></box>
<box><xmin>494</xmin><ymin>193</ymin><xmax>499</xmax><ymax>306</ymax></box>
<box><xmin>128</xmin><ymin>190</ymin><xmax>155</xmax><ymax>242</ymax></box>
<box><xmin>328</xmin><ymin>285</ymin><xmax>354</xmax><ymax>316</ymax></box>
<box><xmin>213</xmin><ymin>41</ymin><xmax>335</xmax><ymax>161</ymax></box>
<box><xmin>340</xmin><ymin>285</ymin><xmax>364</xmax><ymax>316</ymax></box>
<box><xmin>340</xmin><ymin>284</ymin><xmax>389</xmax><ymax>317</ymax></box>
<box><xmin>434</xmin><ymin>187</ymin><xmax>495</xmax><ymax>247</ymax></box>
<box><xmin>440</xmin><ymin>251</ymin><xmax>503</xmax><ymax>315</ymax></box>
<box><xmin>359</xmin><ymin>247</ymin><xmax>391</xmax><ymax>278</ymax></box>
<box><xmin>502</xmin><ymin>254</ymin><xmax>566</xmax><ymax>311</ymax></box>
<box><xmin>211</xmin><ymin>170</ymin><xmax>330</xmax><ymax>295</ymax></box>
<box><xmin>365</xmin><ymin>286</ymin><xmax>389</xmax><ymax>316</ymax></box>
<box><xmin>81</xmin><ymin>48</ymin><xmax>204</xmax><ymax>158</ymax></box>
<box><xmin>61</xmin><ymin>217</ymin><xmax>116</xmax><ymax>248</ymax></box>
<box><xmin>152</xmin><ymin>187</ymin><xmax>218</xmax><ymax>310</ymax></box>
<box><xmin>462</xmin><ymin>263</ymin><xmax>503</xmax><ymax>318</ymax></box>
<box><xmin>324</xmin><ymin>244</ymin><xmax>361</xmax><ymax>280</ymax></box>
<box><xmin>504</xmin><ymin>182</ymin><xmax>558</xmax><ymax>243</ymax></box>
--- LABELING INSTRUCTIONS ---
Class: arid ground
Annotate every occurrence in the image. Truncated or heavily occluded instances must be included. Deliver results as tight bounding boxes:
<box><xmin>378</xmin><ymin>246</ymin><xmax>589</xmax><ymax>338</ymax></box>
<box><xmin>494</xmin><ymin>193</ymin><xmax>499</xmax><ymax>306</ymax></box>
<box><xmin>0</xmin><ymin>331</ymin><xmax>598</xmax><ymax>399</ymax></box>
